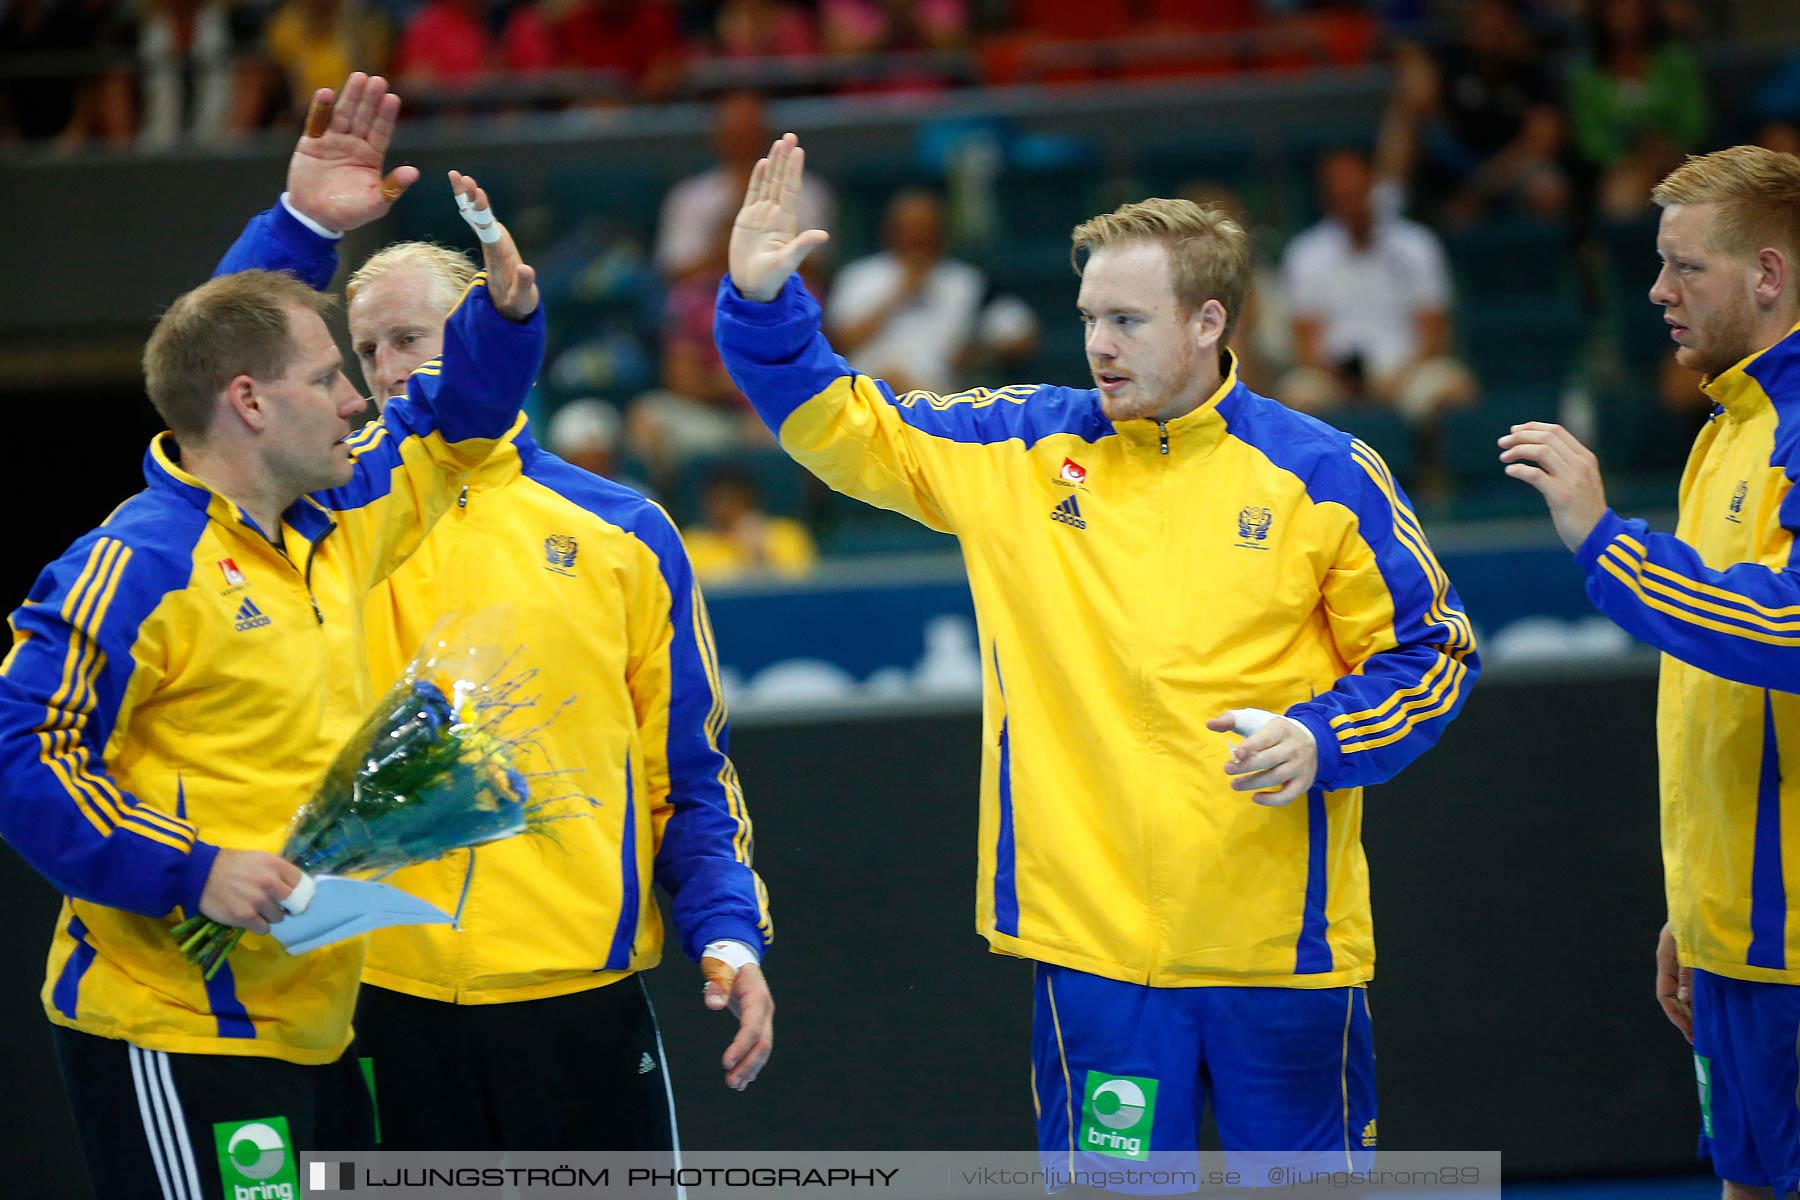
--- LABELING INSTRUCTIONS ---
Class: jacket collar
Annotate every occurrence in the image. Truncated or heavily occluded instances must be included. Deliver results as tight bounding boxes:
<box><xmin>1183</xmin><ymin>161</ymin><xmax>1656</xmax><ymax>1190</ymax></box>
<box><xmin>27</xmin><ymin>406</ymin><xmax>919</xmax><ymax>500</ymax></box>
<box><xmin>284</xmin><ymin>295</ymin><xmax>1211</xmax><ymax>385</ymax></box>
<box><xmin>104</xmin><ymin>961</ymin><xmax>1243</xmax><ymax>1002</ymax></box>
<box><xmin>1110</xmin><ymin>350</ymin><xmax>1239</xmax><ymax>456</ymax></box>
<box><xmin>144</xmin><ymin>432</ymin><xmax>335</xmax><ymax>545</ymax></box>
<box><xmin>463</xmin><ymin>413</ymin><xmax>535</xmax><ymax>495</ymax></box>
<box><xmin>1702</xmin><ymin>319</ymin><xmax>1800</xmax><ymax>423</ymax></box>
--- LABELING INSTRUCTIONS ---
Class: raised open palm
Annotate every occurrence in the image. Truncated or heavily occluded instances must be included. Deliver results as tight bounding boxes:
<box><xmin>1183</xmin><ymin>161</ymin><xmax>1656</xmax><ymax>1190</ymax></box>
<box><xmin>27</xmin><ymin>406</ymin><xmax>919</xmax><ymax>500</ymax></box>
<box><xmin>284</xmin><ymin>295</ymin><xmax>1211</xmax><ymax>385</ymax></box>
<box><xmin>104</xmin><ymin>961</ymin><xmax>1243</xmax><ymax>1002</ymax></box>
<box><xmin>729</xmin><ymin>133</ymin><xmax>831</xmax><ymax>303</ymax></box>
<box><xmin>286</xmin><ymin>72</ymin><xmax>420</xmax><ymax>234</ymax></box>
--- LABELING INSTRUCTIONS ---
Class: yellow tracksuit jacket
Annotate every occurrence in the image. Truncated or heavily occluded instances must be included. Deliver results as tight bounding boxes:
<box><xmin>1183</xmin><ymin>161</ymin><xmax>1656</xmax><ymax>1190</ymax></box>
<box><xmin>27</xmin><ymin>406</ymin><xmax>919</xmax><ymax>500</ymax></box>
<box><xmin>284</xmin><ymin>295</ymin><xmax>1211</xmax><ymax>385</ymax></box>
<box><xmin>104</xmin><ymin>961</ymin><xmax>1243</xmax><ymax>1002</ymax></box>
<box><xmin>214</xmin><ymin>199</ymin><xmax>772</xmax><ymax>1004</ymax></box>
<box><xmin>0</xmin><ymin>274</ymin><xmax>544</xmax><ymax>1063</ymax></box>
<box><xmin>357</xmin><ymin>417</ymin><xmax>771</xmax><ymax>1003</ymax></box>
<box><xmin>716</xmin><ymin>275</ymin><xmax>1479</xmax><ymax>987</ymax></box>
<box><xmin>1577</xmin><ymin>320</ymin><xmax>1800</xmax><ymax>984</ymax></box>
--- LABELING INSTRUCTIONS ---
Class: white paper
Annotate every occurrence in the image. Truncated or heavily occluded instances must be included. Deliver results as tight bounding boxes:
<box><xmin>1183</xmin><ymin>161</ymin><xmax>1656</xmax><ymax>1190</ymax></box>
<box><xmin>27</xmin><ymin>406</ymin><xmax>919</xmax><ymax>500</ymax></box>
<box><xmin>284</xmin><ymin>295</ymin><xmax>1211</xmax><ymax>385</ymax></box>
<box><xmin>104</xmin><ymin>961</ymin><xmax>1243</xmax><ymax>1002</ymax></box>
<box><xmin>269</xmin><ymin>875</ymin><xmax>454</xmax><ymax>955</ymax></box>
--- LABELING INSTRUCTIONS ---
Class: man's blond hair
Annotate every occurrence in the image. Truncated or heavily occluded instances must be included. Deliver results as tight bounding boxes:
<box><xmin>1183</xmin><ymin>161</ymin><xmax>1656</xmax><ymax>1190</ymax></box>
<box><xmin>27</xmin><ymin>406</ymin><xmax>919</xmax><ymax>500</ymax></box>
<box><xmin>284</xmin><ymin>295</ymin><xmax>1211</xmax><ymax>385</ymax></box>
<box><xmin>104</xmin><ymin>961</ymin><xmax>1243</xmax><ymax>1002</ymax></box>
<box><xmin>142</xmin><ymin>270</ymin><xmax>336</xmax><ymax>444</ymax></box>
<box><xmin>1652</xmin><ymin>145</ymin><xmax>1800</xmax><ymax>262</ymax></box>
<box><xmin>1071</xmin><ymin>198</ymin><xmax>1251</xmax><ymax>343</ymax></box>
<box><xmin>346</xmin><ymin>242</ymin><xmax>478</xmax><ymax>315</ymax></box>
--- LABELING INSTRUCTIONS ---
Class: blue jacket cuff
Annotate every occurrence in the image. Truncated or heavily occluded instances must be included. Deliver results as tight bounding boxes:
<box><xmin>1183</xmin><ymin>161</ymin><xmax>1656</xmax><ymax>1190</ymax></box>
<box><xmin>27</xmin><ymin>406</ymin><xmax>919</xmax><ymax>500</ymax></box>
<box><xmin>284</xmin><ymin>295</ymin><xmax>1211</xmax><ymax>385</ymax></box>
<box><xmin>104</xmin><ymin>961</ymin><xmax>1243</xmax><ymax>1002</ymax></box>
<box><xmin>717</xmin><ymin>273</ymin><xmax>803</xmax><ymax>325</ymax></box>
<box><xmin>277</xmin><ymin>192</ymin><xmax>345</xmax><ymax>241</ymax></box>
<box><xmin>1575</xmin><ymin>509</ymin><xmax>1629</xmax><ymax>571</ymax></box>
<box><xmin>1287</xmin><ymin>707</ymin><xmax>1342</xmax><ymax>790</ymax></box>
<box><xmin>176</xmin><ymin>841</ymin><xmax>221</xmax><ymax>918</ymax></box>
<box><xmin>691</xmin><ymin>917</ymin><xmax>767</xmax><ymax>961</ymax></box>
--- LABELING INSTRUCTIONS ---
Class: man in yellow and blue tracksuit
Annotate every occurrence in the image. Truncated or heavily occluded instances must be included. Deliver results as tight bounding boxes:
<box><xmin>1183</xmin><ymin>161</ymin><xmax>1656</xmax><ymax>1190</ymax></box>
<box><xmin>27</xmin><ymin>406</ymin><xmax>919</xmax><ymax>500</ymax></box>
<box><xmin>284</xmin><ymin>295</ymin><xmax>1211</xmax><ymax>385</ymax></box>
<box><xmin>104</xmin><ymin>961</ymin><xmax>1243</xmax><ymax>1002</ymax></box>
<box><xmin>1504</xmin><ymin>145</ymin><xmax>1800</xmax><ymax>1199</ymax></box>
<box><xmin>212</xmin><ymin>73</ymin><xmax>773</xmax><ymax>1153</ymax></box>
<box><xmin>0</xmin><ymin>143</ymin><xmax>544</xmax><ymax>1199</ymax></box>
<box><xmin>718</xmin><ymin>134</ymin><xmax>1478</xmax><ymax>1187</ymax></box>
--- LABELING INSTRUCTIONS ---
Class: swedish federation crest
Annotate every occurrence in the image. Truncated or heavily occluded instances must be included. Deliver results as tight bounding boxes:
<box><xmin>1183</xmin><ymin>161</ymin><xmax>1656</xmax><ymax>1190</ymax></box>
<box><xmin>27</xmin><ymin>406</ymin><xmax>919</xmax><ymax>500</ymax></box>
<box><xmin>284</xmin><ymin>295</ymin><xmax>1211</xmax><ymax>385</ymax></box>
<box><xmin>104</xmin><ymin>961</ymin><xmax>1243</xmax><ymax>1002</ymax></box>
<box><xmin>1236</xmin><ymin>505</ymin><xmax>1273</xmax><ymax>548</ymax></box>
<box><xmin>544</xmin><ymin>534</ymin><xmax>578</xmax><ymax>576</ymax></box>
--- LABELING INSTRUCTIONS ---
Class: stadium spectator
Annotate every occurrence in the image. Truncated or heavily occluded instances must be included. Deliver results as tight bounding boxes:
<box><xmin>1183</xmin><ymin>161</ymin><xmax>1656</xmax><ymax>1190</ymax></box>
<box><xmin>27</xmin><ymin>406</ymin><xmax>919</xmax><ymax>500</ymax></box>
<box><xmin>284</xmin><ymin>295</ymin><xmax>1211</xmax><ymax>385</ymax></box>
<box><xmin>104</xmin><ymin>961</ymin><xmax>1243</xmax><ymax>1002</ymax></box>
<box><xmin>826</xmin><ymin>190</ymin><xmax>986</xmax><ymax>395</ymax></box>
<box><xmin>540</xmin><ymin>0</ymin><xmax>686</xmax><ymax>100</ymax></box>
<box><xmin>968</xmin><ymin>293</ymin><xmax>1041</xmax><ymax>381</ymax></box>
<box><xmin>1005</xmin><ymin>0</ymin><xmax>1130</xmax><ymax>40</ymax></box>
<box><xmin>1382</xmin><ymin>0</ymin><xmax>1568</xmax><ymax>225</ymax></box>
<box><xmin>683</xmin><ymin>462</ymin><xmax>818</xmax><ymax>582</ymax></box>
<box><xmin>656</xmin><ymin>90</ymin><xmax>835</xmax><ymax>282</ymax></box>
<box><xmin>0</xmin><ymin>0</ymin><xmax>133</xmax><ymax>148</ymax></box>
<box><xmin>1278</xmin><ymin>148</ymin><xmax>1476</xmax><ymax>424</ymax></box>
<box><xmin>820</xmin><ymin>0</ymin><xmax>968</xmax><ymax>93</ymax></box>
<box><xmin>136</xmin><ymin>0</ymin><xmax>265</xmax><ymax>148</ymax></box>
<box><xmin>821</xmin><ymin>0</ymin><xmax>966</xmax><ymax>53</ymax></box>
<box><xmin>1567</xmin><ymin>0</ymin><xmax>1710</xmax><ymax>220</ymax></box>
<box><xmin>263</xmin><ymin>0</ymin><xmax>391</xmax><ymax>118</ymax></box>
<box><xmin>631</xmin><ymin>213</ymin><xmax>772</xmax><ymax>481</ymax></box>
<box><xmin>390</xmin><ymin>0</ymin><xmax>495</xmax><ymax>85</ymax></box>
<box><xmin>710</xmin><ymin>0</ymin><xmax>818</xmax><ymax>59</ymax></box>
<box><xmin>546</xmin><ymin>396</ymin><xmax>657</xmax><ymax>498</ymax></box>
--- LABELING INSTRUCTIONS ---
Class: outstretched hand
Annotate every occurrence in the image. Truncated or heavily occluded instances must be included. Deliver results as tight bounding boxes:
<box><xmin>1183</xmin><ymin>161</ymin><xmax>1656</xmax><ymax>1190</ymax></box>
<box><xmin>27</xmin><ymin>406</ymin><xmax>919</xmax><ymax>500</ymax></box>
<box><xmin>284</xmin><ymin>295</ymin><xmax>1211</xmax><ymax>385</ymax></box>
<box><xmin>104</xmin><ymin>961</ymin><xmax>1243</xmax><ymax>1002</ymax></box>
<box><xmin>286</xmin><ymin>72</ymin><xmax>420</xmax><ymax>234</ymax></box>
<box><xmin>729</xmin><ymin>133</ymin><xmax>831</xmax><ymax>303</ymax></box>
<box><xmin>1498</xmin><ymin>421</ymin><xmax>1608</xmax><ymax>552</ymax></box>
<box><xmin>449</xmin><ymin>170</ymin><xmax>538</xmax><ymax>322</ymax></box>
<box><xmin>703</xmin><ymin>961</ymin><xmax>774</xmax><ymax>1091</ymax></box>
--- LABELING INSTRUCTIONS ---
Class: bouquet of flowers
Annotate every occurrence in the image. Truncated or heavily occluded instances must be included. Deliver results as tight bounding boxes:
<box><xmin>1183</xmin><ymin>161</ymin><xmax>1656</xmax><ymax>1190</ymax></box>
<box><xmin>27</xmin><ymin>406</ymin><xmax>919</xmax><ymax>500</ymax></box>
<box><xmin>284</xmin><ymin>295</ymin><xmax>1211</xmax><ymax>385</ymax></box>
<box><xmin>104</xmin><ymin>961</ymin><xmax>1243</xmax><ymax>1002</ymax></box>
<box><xmin>172</xmin><ymin>610</ymin><xmax>566</xmax><ymax>978</ymax></box>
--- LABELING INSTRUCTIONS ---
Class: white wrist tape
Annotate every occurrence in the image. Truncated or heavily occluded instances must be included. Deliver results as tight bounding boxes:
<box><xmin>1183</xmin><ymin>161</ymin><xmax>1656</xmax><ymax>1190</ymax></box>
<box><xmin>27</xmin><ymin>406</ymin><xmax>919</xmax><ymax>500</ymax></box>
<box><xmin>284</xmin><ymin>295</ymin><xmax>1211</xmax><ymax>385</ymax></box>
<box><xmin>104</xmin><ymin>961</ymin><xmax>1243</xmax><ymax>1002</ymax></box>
<box><xmin>456</xmin><ymin>191</ymin><xmax>501</xmax><ymax>244</ymax></box>
<box><xmin>280</xmin><ymin>872</ymin><xmax>316</xmax><ymax>916</ymax></box>
<box><xmin>703</xmin><ymin>939</ymin><xmax>760</xmax><ymax>971</ymax></box>
<box><xmin>1226</xmin><ymin>708</ymin><xmax>1316</xmax><ymax>748</ymax></box>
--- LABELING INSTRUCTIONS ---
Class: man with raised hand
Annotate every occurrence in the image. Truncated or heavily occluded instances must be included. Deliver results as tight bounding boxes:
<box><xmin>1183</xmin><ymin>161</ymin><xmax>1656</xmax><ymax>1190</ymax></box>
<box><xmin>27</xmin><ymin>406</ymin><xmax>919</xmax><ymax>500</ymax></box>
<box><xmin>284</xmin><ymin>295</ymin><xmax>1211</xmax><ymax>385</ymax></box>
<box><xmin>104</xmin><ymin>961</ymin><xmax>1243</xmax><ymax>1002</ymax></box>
<box><xmin>216</xmin><ymin>73</ymin><xmax>773</xmax><ymax>1154</ymax></box>
<box><xmin>0</xmin><ymin>117</ymin><xmax>542</xmax><ymax>1199</ymax></box>
<box><xmin>1502</xmin><ymin>145</ymin><xmax>1800</xmax><ymax>1200</ymax></box>
<box><xmin>717</xmin><ymin>134</ymin><xmax>1478</xmax><ymax>1187</ymax></box>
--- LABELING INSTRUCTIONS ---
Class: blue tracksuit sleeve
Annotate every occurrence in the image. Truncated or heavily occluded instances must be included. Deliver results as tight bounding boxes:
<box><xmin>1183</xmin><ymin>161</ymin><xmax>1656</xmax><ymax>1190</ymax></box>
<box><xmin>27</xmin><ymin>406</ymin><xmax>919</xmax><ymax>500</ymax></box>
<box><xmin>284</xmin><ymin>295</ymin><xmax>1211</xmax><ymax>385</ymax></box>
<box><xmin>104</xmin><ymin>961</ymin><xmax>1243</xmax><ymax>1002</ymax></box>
<box><xmin>0</xmin><ymin>534</ymin><xmax>218</xmax><ymax>917</ymax></box>
<box><xmin>1285</xmin><ymin>440</ymin><xmax>1481</xmax><ymax>789</ymax></box>
<box><xmin>213</xmin><ymin>196</ymin><xmax>339</xmax><ymax>289</ymax></box>
<box><xmin>634</xmin><ymin>504</ymin><xmax>771</xmax><ymax>959</ymax></box>
<box><xmin>311</xmin><ymin>273</ymin><xmax>547</xmax><ymax>589</ymax></box>
<box><xmin>336</xmin><ymin>271</ymin><xmax>548</xmax><ymax>454</ymax></box>
<box><xmin>714</xmin><ymin>273</ymin><xmax>842</xmax><ymax>434</ymax></box>
<box><xmin>1577</xmin><ymin>506</ymin><xmax>1800</xmax><ymax>690</ymax></box>
<box><xmin>714</xmin><ymin>272</ymin><xmax>965</xmax><ymax>533</ymax></box>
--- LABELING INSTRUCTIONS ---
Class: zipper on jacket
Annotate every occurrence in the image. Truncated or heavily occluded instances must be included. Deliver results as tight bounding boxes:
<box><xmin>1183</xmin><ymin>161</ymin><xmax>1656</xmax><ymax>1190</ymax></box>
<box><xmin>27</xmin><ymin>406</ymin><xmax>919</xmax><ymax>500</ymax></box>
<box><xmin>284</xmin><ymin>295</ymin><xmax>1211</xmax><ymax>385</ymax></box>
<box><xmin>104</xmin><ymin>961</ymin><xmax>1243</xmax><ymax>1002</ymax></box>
<box><xmin>301</xmin><ymin>521</ymin><xmax>337</xmax><ymax>626</ymax></box>
<box><xmin>457</xmin><ymin>486</ymin><xmax>469</xmax><ymax>509</ymax></box>
<box><xmin>1140</xmin><ymin>432</ymin><xmax>1181</xmax><ymax>973</ymax></box>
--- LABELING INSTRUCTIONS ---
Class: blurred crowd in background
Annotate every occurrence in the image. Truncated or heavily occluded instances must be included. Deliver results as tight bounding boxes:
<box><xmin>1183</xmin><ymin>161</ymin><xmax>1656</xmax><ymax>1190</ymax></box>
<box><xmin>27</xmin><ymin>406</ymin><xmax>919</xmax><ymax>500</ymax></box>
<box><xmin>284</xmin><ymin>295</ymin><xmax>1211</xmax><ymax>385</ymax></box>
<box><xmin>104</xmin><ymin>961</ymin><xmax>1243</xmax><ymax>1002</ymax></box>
<box><xmin>5</xmin><ymin>0</ymin><xmax>1799</xmax><ymax>582</ymax></box>
<box><xmin>2</xmin><ymin>0</ymin><xmax>1409</xmax><ymax>143</ymax></box>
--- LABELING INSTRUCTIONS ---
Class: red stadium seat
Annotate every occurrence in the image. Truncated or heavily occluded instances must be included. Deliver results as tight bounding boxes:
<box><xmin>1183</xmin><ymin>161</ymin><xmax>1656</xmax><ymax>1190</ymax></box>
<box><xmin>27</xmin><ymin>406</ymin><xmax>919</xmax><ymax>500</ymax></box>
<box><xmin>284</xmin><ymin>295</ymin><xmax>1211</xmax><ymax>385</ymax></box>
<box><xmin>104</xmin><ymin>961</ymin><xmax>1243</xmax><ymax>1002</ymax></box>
<box><xmin>1013</xmin><ymin>0</ymin><xmax>1132</xmax><ymax>40</ymax></box>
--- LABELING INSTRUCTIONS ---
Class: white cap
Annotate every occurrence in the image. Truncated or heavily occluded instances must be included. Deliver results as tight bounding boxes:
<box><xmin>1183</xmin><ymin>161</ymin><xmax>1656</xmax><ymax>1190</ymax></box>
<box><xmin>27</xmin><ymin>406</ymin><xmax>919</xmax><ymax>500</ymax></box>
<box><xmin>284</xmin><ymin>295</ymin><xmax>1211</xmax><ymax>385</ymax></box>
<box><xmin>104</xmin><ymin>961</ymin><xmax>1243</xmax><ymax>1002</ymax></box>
<box><xmin>547</xmin><ymin>398</ymin><xmax>620</xmax><ymax>456</ymax></box>
<box><xmin>979</xmin><ymin>294</ymin><xmax>1038</xmax><ymax>346</ymax></box>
